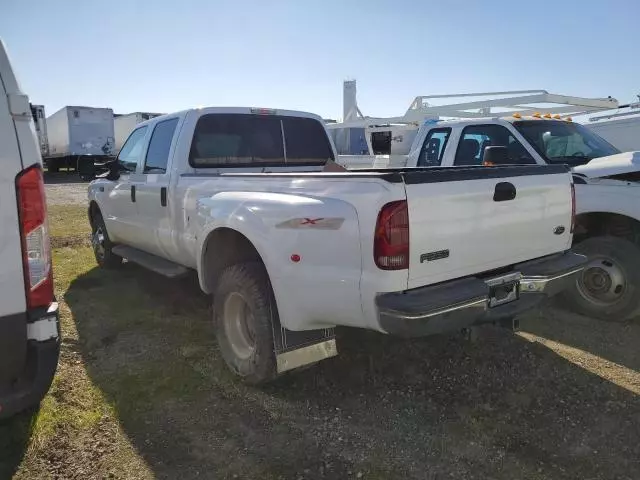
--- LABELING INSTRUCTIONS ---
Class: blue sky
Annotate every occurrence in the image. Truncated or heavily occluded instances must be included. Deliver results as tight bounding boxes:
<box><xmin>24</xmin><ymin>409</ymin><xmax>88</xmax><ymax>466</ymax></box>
<box><xmin>2</xmin><ymin>0</ymin><xmax>639</xmax><ymax>119</ymax></box>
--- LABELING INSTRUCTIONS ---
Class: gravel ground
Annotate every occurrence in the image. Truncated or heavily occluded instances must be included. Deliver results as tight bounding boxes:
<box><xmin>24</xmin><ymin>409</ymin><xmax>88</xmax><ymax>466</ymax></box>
<box><xmin>45</xmin><ymin>173</ymin><xmax>88</xmax><ymax>206</ymax></box>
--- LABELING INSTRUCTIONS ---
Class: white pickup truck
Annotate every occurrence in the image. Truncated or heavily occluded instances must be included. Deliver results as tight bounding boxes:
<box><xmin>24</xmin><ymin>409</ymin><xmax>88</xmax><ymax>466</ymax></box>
<box><xmin>0</xmin><ymin>40</ymin><xmax>60</xmax><ymax>418</ymax></box>
<box><xmin>339</xmin><ymin>117</ymin><xmax>640</xmax><ymax>322</ymax></box>
<box><xmin>87</xmin><ymin>107</ymin><xmax>585</xmax><ymax>383</ymax></box>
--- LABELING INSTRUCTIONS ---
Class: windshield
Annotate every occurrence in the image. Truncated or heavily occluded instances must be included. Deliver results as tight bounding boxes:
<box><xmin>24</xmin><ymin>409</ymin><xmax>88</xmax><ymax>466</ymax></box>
<box><xmin>514</xmin><ymin>120</ymin><xmax>620</xmax><ymax>166</ymax></box>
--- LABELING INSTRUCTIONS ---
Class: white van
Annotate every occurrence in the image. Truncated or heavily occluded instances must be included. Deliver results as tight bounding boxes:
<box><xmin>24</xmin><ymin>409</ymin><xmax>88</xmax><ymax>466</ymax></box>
<box><xmin>0</xmin><ymin>40</ymin><xmax>59</xmax><ymax>418</ymax></box>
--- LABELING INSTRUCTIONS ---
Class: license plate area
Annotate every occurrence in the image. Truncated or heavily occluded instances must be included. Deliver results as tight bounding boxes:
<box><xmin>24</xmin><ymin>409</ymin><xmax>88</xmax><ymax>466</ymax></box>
<box><xmin>485</xmin><ymin>272</ymin><xmax>521</xmax><ymax>308</ymax></box>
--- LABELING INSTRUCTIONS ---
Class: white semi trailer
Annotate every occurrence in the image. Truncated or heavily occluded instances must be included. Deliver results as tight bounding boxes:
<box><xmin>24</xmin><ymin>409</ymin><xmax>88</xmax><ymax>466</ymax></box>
<box><xmin>45</xmin><ymin>105</ymin><xmax>115</xmax><ymax>178</ymax></box>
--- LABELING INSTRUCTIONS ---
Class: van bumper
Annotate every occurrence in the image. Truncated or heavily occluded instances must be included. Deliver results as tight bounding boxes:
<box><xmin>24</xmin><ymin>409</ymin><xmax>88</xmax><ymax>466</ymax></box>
<box><xmin>376</xmin><ymin>252</ymin><xmax>586</xmax><ymax>337</ymax></box>
<box><xmin>0</xmin><ymin>302</ymin><xmax>60</xmax><ymax>419</ymax></box>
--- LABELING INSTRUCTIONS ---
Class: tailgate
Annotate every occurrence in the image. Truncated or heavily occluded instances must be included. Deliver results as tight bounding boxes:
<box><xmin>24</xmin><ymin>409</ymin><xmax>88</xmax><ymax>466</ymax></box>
<box><xmin>404</xmin><ymin>165</ymin><xmax>573</xmax><ymax>289</ymax></box>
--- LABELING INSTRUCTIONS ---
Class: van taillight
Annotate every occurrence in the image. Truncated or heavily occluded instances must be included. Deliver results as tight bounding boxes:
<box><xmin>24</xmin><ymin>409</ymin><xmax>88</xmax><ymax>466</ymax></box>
<box><xmin>16</xmin><ymin>165</ymin><xmax>53</xmax><ymax>309</ymax></box>
<box><xmin>374</xmin><ymin>200</ymin><xmax>409</xmax><ymax>270</ymax></box>
<box><xmin>570</xmin><ymin>183</ymin><xmax>576</xmax><ymax>233</ymax></box>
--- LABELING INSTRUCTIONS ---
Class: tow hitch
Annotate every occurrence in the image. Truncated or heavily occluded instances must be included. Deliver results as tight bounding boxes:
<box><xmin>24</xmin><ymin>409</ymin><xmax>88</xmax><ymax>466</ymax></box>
<box><xmin>461</xmin><ymin>316</ymin><xmax>520</xmax><ymax>342</ymax></box>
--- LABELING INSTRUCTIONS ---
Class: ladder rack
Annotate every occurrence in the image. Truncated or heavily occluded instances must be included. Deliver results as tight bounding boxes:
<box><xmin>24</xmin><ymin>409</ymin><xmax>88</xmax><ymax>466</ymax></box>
<box><xmin>328</xmin><ymin>88</ymin><xmax>619</xmax><ymax>130</ymax></box>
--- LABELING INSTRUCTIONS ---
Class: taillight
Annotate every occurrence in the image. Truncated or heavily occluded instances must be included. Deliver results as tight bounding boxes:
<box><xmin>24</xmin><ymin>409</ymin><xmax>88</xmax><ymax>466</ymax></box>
<box><xmin>374</xmin><ymin>200</ymin><xmax>409</xmax><ymax>270</ymax></box>
<box><xmin>570</xmin><ymin>183</ymin><xmax>576</xmax><ymax>233</ymax></box>
<box><xmin>16</xmin><ymin>165</ymin><xmax>53</xmax><ymax>309</ymax></box>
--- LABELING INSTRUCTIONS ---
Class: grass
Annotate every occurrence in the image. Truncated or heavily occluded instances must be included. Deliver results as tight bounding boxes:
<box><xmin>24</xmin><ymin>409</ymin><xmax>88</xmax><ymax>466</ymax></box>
<box><xmin>1</xmin><ymin>206</ymin><xmax>155</xmax><ymax>479</ymax></box>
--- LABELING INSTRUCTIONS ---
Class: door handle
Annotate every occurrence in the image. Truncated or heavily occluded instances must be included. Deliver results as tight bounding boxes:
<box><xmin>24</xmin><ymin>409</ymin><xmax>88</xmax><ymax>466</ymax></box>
<box><xmin>131</xmin><ymin>185</ymin><xmax>136</xmax><ymax>202</ymax></box>
<box><xmin>493</xmin><ymin>182</ymin><xmax>516</xmax><ymax>202</ymax></box>
<box><xmin>161</xmin><ymin>187</ymin><xmax>167</xmax><ymax>207</ymax></box>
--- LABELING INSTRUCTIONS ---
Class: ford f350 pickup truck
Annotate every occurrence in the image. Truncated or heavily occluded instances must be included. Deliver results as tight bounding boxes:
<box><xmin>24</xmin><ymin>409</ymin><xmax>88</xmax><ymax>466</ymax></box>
<box><xmin>87</xmin><ymin>107</ymin><xmax>585</xmax><ymax>383</ymax></box>
<box><xmin>339</xmin><ymin>116</ymin><xmax>640</xmax><ymax>321</ymax></box>
<box><xmin>0</xmin><ymin>40</ymin><xmax>60</xmax><ymax>418</ymax></box>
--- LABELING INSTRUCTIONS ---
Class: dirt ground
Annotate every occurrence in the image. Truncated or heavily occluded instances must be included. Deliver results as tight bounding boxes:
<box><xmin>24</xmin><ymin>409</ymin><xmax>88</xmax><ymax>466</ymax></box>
<box><xmin>2</xmin><ymin>182</ymin><xmax>639</xmax><ymax>479</ymax></box>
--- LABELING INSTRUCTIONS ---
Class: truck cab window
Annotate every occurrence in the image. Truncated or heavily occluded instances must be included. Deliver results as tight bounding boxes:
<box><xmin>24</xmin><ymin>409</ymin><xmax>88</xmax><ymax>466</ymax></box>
<box><xmin>144</xmin><ymin>118</ymin><xmax>179</xmax><ymax>173</ymax></box>
<box><xmin>371</xmin><ymin>131</ymin><xmax>391</xmax><ymax>155</ymax></box>
<box><xmin>514</xmin><ymin>120</ymin><xmax>620</xmax><ymax>166</ymax></box>
<box><xmin>189</xmin><ymin>113</ymin><xmax>332</xmax><ymax>167</ymax></box>
<box><xmin>417</xmin><ymin>128</ymin><xmax>451</xmax><ymax>166</ymax></box>
<box><xmin>117</xmin><ymin>126</ymin><xmax>147</xmax><ymax>172</ymax></box>
<box><xmin>454</xmin><ymin>124</ymin><xmax>535</xmax><ymax>166</ymax></box>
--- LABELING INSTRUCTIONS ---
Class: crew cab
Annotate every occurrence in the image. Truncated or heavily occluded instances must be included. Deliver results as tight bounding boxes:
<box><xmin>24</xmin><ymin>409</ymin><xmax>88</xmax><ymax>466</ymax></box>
<box><xmin>0</xmin><ymin>40</ymin><xmax>60</xmax><ymax>418</ymax></box>
<box><xmin>339</xmin><ymin>117</ymin><xmax>640</xmax><ymax>322</ymax></box>
<box><xmin>87</xmin><ymin>107</ymin><xmax>585</xmax><ymax>383</ymax></box>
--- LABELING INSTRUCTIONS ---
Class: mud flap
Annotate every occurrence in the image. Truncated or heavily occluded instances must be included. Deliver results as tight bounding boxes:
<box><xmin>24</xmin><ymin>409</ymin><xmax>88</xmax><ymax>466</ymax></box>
<box><xmin>271</xmin><ymin>316</ymin><xmax>337</xmax><ymax>374</ymax></box>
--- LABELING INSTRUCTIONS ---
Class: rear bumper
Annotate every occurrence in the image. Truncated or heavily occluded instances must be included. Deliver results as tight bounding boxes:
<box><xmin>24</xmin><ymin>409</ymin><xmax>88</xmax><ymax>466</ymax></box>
<box><xmin>0</xmin><ymin>303</ymin><xmax>60</xmax><ymax>419</ymax></box>
<box><xmin>377</xmin><ymin>251</ymin><xmax>586</xmax><ymax>337</ymax></box>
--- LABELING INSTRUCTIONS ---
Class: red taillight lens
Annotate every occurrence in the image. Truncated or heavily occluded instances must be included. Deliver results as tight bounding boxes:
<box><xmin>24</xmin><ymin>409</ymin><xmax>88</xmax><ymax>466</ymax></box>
<box><xmin>570</xmin><ymin>183</ymin><xmax>576</xmax><ymax>233</ymax></box>
<box><xmin>374</xmin><ymin>200</ymin><xmax>409</xmax><ymax>270</ymax></box>
<box><xmin>16</xmin><ymin>165</ymin><xmax>53</xmax><ymax>309</ymax></box>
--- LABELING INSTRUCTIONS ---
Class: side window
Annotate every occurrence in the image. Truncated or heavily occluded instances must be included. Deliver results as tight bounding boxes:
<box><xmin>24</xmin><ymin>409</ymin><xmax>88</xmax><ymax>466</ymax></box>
<box><xmin>144</xmin><ymin>118</ymin><xmax>179</xmax><ymax>173</ymax></box>
<box><xmin>117</xmin><ymin>126</ymin><xmax>148</xmax><ymax>172</ymax></box>
<box><xmin>417</xmin><ymin>128</ymin><xmax>451</xmax><ymax>166</ymax></box>
<box><xmin>454</xmin><ymin>124</ymin><xmax>535</xmax><ymax>166</ymax></box>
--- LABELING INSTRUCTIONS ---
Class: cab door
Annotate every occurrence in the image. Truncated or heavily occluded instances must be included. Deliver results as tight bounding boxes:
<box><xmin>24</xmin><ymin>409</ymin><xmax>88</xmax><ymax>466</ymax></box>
<box><xmin>103</xmin><ymin>126</ymin><xmax>148</xmax><ymax>244</ymax></box>
<box><xmin>134</xmin><ymin>117</ymin><xmax>180</xmax><ymax>259</ymax></box>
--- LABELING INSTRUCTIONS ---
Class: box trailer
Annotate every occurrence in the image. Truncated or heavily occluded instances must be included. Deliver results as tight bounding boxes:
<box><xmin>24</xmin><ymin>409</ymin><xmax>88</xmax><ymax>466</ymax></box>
<box><xmin>29</xmin><ymin>104</ymin><xmax>49</xmax><ymax>157</ymax></box>
<box><xmin>586</xmin><ymin>111</ymin><xmax>640</xmax><ymax>152</ymax></box>
<box><xmin>114</xmin><ymin>112</ymin><xmax>163</xmax><ymax>151</ymax></box>
<box><xmin>45</xmin><ymin>106</ymin><xmax>115</xmax><ymax>176</ymax></box>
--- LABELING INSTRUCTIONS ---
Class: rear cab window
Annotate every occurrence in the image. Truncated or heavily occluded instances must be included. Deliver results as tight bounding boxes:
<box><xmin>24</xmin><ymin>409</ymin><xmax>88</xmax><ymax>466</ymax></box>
<box><xmin>189</xmin><ymin>113</ymin><xmax>334</xmax><ymax>168</ymax></box>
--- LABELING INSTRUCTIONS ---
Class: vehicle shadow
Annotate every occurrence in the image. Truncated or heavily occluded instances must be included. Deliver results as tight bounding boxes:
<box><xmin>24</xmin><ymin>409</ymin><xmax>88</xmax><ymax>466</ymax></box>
<box><xmin>0</xmin><ymin>408</ymin><xmax>37</xmax><ymax>479</ymax></box>
<box><xmin>521</xmin><ymin>301</ymin><xmax>640</xmax><ymax>372</ymax></box>
<box><xmin>65</xmin><ymin>266</ymin><xmax>640</xmax><ymax>479</ymax></box>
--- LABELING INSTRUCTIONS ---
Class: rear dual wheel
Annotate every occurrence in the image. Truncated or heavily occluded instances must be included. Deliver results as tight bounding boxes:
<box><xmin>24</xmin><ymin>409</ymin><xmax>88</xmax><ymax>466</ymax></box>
<box><xmin>213</xmin><ymin>262</ymin><xmax>277</xmax><ymax>384</ymax></box>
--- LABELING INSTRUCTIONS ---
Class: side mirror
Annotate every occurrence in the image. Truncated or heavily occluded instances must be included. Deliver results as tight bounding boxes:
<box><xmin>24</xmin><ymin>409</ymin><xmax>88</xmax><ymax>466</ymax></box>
<box><xmin>483</xmin><ymin>146</ymin><xmax>510</xmax><ymax>166</ymax></box>
<box><xmin>95</xmin><ymin>159</ymin><xmax>120</xmax><ymax>181</ymax></box>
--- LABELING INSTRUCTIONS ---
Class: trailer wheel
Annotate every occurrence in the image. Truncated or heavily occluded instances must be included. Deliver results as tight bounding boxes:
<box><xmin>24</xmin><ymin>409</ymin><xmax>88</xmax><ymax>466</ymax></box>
<box><xmin>91</xmin><ymin>213</ymin><xmax>122</xmax><ymax>269</ymax></box>
<box><xmin>213</xmin><ymin>262</ymin><xmax>277</xmax><ymax>384</ymax></box>
<box><xmin>47</xmin><ymin>160</ymin><xmax>59</xmax><ymax>173</ymax></box>
<box><xmin>560</xmin><ymin>236</ymin><xmax>640</xmax><ymax>321</ymax></box>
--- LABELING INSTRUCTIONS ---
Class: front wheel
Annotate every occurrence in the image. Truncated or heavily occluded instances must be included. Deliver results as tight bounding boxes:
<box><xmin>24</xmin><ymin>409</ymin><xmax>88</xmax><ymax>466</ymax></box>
<box><xmin>213</xmin><ymin>262</ymin><xmax>277</xmax><ymax>384</ymax></box>
<box><xmin>560</xmin><ymin>236</ymin><xmax>640</xmax><ymax>322</ymax></box>
<box><xmin>91</xmin><ymin>213</ymin><xmax>122</xmax><ymax>269</ymax></box>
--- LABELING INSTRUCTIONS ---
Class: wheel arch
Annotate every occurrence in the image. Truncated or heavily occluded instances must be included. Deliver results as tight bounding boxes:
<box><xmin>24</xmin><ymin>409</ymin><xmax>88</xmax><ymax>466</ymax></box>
<box><xmin>574</xmin><ymin>211</ymin><xmax>640</xmax><ymax>246</ymax></box>
<box><xmin>198</xmin><ymin>227</ymin><xmax>269</xmax><ymax>295</ymax></box>
<box><xmin>88</xmin><ymin>200</ymin><xmax>101</xmax><ymax>230</ymax></box>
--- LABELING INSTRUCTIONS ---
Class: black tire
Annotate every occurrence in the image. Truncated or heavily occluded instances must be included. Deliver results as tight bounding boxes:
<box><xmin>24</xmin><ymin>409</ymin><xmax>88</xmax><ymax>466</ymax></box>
<box><xmin>47</xmin><ymin>160</ymin><xmax>59</xmax><ymax>173</ymax></box>
<box><xmin>213</xmin><ymin>262</ymin><xmax>277</xmax><ymax>384</ymax></box>
<box><xmin>91</xmin><ymin>213</ymin><xmax>122</xmax><ymax>269</ymax></box>
<box><xmin>560</xmin><ymin>236</ymin><xmax>640</xmax><ymax>321</ymax></box>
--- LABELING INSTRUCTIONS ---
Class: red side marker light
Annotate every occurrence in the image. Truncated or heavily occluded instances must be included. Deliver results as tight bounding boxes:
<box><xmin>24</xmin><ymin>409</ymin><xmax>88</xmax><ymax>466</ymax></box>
<box><xmin>291</xmin><ymin>254</ymin><xmax>301</xmax><ymax>263</ymax></box>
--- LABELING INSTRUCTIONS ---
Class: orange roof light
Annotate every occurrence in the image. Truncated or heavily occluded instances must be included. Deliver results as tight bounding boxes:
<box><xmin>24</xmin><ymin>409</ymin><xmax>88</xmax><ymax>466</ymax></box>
<box><xmin>512</xmin><ymin>112</ymin><xmax>521</xmax><ymax>119</ymax></box>
<box><xmin>566</xmin><ymin>116</ymin><xmax>573</xmax><ymax>122</ymax></box>
<box><xmin>553</xmin><ymin>114</ymin><xmax>561</xmax><ymax>119</ymax></box>
<box><xmin>532</xmin><ymin>112</ymin><xmax>541</xmax><ymax>118</ymax></box>
<box><xmin>543</xmin><ymin>113</ymin><xmax>552</xmax><ymax>119</ymax></box>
